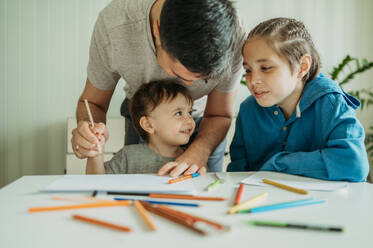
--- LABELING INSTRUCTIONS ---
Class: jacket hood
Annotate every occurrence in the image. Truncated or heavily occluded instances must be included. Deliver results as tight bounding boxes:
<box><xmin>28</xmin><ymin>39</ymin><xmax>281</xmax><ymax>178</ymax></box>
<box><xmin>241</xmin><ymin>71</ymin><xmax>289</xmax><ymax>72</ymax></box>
<box><xmin>300</xmin><ymin>73</ymin><xmax>361</xmax><ymax>112</ymax></box>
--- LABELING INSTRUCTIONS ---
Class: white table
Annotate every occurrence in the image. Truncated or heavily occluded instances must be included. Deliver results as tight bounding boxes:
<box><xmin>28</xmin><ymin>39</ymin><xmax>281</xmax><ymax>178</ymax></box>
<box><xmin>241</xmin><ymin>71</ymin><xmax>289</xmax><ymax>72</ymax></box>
<box><xmin>1</xmin><ymin>172</ymin><xmax>372</xmax><ymax>248</ymax></box>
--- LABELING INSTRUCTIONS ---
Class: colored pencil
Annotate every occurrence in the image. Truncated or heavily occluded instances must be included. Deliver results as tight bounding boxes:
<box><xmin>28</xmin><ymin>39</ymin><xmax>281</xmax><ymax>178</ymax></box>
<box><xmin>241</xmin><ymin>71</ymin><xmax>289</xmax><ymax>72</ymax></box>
<box><xmin>263</xmin><ymin>179</ymin><xmax>308</xmax><ymax>195</ymax></box>
<box><xmin>106</xmin><ymin>192</ymin><xmax>226</xmax><ymax>201</ymax></box>
<box><xmin>228</xmin><ymin>192</ymin><xmax>268</xmax><ymax>214</ymax></box>
<box><xmin>237</xmin><ymin>198</ymin><xmax>325</xmax><ymax>214</ymax></box>
<box><xmin>206</xmin><ymin>179</ymin><xmax>221</xmax><ymax>191</ymax></box>
<box><xmin>247</xmin><ymin>220</ymin><xmax>343</xmax><ymax>232</ymax></box>
<box><xmin>52</xmin><ymin>196</ymin><xmax>113</xmax><ymax>203</ymax></box>
<box><xmin>107</xmin><ymin>192</ymin><xmax>149</xmax><ymax>196</ymax></box>
<box><xmin>73</xmin><ymin>214</ymin><xmax>131</xmax><ymax>232</ymax></box>
<box><xmin>114</xmin><ymin>197</ymin><xmax>199</xmax><ymax>207</ymax></box>
<box><xmin>149</xmin><ymin>194</ymin><xmax>226</xmax><ymax>201</ymax></box>
<box><xmin>141</xmin><ymin>201</ymin><xmax>207</xmax><ymax>235</ymax></box>
<box><xmin>133</xmin><ymin>200</ymin><xmax>156</xmax><ymax>231</ymax></box>
<box><xmin>156</xmin><ymin>204</ymin><xmax>229</xmax><ymax>231</ymax></box>
<box><xmin>168</xmin><ymin>173</ymin><xmax>200</xmax><ymax>184</ymax></box>
<box><xmin>84</xmin><ymin>99</ymin><xmax>102</xmax><ymax>153</ymax></box>
<box><xmin>28</xmin><ymin>200</ymin><xmax>131</xmax><ymax>212</ymax></box>
<box><xmin>234</xmin><ymin>183</ymin><xmax>245</xmax><ymax>205</ymax></box>
<box><xmin>206</xmin><ymin>173</ymin><xmax>225</xmax><ymax>191</ymax></box>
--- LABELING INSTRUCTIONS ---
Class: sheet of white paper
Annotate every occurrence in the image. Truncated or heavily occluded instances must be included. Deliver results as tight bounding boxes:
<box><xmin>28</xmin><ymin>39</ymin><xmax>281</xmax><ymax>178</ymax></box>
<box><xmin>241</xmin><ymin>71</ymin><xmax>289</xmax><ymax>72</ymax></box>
<box><xmin>42</xmin><ymin>174</ymin><xmax>196</xmax><ymax>194</ymax></box>
<box><xmin>241</xmin><ymin>171</ymin><xmax>348</xmax><ymax>191</ymax></box>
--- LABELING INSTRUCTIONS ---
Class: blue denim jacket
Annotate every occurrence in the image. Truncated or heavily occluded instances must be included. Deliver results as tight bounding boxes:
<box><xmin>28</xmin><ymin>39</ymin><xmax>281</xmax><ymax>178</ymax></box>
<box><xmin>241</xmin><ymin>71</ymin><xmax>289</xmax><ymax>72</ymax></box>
<box><xmin>227</xmin><ymin>74</ymin><xmax>369</xmax><ymax>182</ymax></box>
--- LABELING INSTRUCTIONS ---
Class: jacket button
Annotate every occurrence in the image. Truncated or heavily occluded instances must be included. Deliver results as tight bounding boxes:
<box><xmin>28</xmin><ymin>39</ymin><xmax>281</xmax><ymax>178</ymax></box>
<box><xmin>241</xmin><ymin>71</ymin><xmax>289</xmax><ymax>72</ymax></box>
<box><xmin>274</xmin><ymin>111</ymin><xmax>279</xmax><ymax>115</ymax></box>
<box><xmin>283</xmin><ymin>126</ymin><xmax>287</xmax><ymax>131</ymax></box>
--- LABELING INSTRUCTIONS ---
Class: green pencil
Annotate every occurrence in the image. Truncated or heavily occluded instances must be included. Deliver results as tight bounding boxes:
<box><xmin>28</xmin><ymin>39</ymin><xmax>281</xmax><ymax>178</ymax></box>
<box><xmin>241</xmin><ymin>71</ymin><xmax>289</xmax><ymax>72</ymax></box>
<box><xmin>247</xmin><ymin>220</ymin><xmax>343</xmax><ymax>232</ymax></box>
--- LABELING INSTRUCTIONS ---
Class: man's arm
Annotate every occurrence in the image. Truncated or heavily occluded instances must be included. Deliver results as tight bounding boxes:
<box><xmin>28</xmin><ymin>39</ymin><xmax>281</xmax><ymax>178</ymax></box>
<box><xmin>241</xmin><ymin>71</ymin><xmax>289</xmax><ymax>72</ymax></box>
<box><xmin>76</xmin><ymin>78</ymin><xmax>114</xmax><ymax>123</ymax></box>
<box><xmin>158</xmin><ymin>89</ymin><xmax>236</xmax><ymax>177</ymax></box>
<box><xmin>71</xmin><ymin>78</ymin><xmax>114</xmax><ymax>159</ymax></box>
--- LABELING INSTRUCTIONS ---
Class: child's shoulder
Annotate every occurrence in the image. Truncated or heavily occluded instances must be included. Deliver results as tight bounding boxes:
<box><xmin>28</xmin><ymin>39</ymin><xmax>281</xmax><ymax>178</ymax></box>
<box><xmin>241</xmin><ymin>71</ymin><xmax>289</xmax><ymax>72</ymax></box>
<box><xmin>121</xmin><ymin>143</ymin><xmax>150</xmax><ymax>155</ymax></box>
<box><xmin>302</xmin><ymin>74</ymin><xmax>360</xmax><ymax>113</ymax></box>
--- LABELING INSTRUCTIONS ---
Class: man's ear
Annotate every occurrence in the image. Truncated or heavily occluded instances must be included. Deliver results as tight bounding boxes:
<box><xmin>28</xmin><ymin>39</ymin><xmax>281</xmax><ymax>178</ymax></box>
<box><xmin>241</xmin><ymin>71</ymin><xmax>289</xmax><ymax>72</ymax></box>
<box><xmin>139</xmin><ymin>116</ymin><xmax>154</xmax><ymax>134</ymax></box>
<box><xmin>298</xmin><ymin>54</ymin><xmax>312</xmax><ymax>79</ymax></box>
<box><xmin>153</xmin><ymin>19</ymin><xmax>161</xmax><ymax>47</ymax></box>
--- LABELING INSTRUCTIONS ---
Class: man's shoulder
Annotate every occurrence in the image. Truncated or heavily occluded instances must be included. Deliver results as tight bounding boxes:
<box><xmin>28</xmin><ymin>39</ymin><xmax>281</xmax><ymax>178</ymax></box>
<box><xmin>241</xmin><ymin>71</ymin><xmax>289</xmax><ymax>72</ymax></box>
<box><xmin>99</xmin><ymin>0</ymin><xmax>154</xmax><ymax>31</ymax></box>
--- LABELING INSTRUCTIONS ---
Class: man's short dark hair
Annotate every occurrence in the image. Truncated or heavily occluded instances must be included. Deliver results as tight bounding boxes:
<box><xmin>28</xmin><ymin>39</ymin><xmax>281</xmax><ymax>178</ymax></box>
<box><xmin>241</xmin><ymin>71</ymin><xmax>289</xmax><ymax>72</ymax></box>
<box><xmin>160</xmin><ymin>0</ymin><xmax>238</xmax><ymax>77</ymax></box>
<box><xmin>129</xmin><ymin>80</ymin><xmax>193</xmax><ymax>142</ymax></box>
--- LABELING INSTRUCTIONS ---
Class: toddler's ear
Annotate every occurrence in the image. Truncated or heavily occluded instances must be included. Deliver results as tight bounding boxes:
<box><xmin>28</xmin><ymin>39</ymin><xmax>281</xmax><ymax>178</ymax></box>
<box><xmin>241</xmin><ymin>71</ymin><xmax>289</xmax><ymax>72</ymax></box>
<box><xmin>298</xmin><ymin>54</ymin><xmax>312</xmax><ymax>79</ymax></box>
<box><xmin>139</xmin><ymin>116</ymin><xmax>154</xmax><ymax>134</ymax></box>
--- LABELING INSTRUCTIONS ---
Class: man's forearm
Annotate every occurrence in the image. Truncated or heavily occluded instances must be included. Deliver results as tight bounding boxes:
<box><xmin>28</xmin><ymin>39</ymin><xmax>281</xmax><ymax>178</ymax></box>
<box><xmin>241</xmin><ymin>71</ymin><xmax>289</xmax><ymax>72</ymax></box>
<box><xmin>190</xmin><ymin>116</ymin><xmax>232</xmax><ymax>156</ymax></box>
<box><xmin>76</xmin><ymin>100</ymin><xmax>107</xmax><ymax>124</ymax></box>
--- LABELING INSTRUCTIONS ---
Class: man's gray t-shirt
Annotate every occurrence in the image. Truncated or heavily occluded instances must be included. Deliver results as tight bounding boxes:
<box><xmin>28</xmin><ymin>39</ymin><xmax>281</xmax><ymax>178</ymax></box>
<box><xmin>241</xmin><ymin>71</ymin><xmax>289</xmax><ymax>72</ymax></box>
<box><xmin>87</xmin><ymin>0</ymin><xmax>247</xmax><ymax>118</ymax></box>
<box><xmin>104</xmin><ymin>143</ymin><xmax>176</xmax><ymax>174</ymax></box>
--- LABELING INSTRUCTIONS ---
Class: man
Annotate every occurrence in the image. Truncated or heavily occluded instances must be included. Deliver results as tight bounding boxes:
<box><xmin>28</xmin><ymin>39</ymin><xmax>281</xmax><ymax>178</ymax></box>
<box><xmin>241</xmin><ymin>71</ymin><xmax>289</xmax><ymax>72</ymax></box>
<box><xmin>71</xmin><ymin>0</ymin><xmax>247</xmax><ymax>177</ymax></box>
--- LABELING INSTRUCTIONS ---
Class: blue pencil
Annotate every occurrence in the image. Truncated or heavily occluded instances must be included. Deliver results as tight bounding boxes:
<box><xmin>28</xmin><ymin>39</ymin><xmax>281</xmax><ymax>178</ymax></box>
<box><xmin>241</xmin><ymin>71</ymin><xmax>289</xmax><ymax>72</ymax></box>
<box><xmin>114</xmin><ymin>197</ymin><xmax>199</xmax><ymax>207</ymax></box>
<box><xmin>237</xmin><ymin>198</ymin><xmax>325</xmax><ymax>214</ymax></box>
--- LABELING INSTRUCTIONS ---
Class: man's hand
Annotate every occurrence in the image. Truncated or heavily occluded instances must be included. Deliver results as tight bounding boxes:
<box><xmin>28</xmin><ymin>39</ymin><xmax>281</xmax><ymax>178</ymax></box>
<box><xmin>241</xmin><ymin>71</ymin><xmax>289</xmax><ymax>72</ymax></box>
<box><xmin>157</xmin><ymin>146</ymin><xmax>208</xmax><ymax>177</ymax></box>
<box><xmin>71</xmin><ymin>121</ymin><xmax>108</xmax><ymax>159</ymax></box>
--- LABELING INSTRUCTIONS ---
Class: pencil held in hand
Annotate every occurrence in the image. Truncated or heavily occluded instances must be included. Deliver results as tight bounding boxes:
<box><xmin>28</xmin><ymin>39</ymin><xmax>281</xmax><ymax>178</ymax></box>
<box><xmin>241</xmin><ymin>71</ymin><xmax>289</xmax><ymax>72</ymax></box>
<box><xmin>84</xmin><ymin>99</ymin><xmax>102</xmax><ymax>153</ymax></box>
<box><xmin>168</xmin><ymin>172</ymin><xmax>200</xmax><ymax>184</ymax></box>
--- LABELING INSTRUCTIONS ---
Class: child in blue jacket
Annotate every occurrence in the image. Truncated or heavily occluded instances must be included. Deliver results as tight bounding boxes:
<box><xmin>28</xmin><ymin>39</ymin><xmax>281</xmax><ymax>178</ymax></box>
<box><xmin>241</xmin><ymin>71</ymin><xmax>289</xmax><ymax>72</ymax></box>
<box><xmin>227</xmin><ymin>17</ymin><xmax>369</xmax><ymax>182</ymax></box>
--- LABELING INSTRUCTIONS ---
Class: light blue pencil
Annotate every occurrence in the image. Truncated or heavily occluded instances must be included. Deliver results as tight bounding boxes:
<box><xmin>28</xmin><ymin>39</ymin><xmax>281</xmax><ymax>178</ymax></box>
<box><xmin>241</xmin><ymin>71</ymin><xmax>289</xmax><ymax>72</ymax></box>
<box><xmin>237</xmin><ymin>198</ymin><xmax>325</xmax><ymax>214</ymax></box>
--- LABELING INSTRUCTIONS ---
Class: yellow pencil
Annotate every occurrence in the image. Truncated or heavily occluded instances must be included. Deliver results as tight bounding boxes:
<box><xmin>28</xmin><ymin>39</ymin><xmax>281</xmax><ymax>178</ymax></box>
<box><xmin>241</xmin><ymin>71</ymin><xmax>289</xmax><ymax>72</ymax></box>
<box><xmin>133</xmin><ymin>200</ymin><xmax>156</xmax><ymax>231</ymax></box>
<box><xmin>228</xmin><ymin>192</ymin><xmax>268</xmax><ymax>214</ymax></box>
<box><xmin>263</xmin><ymin>179</ymin><xmax>308</xmax><ymax>195</ymax></box>
<box><xmin>28</xmin><ymin>200</ymin><xmax>132</xmax><ymax>212</ymax></box>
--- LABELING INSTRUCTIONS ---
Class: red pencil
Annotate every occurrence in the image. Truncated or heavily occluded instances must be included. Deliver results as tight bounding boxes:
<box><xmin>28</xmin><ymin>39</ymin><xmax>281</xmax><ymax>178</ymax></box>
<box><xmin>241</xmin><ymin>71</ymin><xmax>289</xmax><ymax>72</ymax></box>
<box><xmin>234</xmin><ymin>183</ymin><xmax>244</xmax><ymax>205</ymax></box>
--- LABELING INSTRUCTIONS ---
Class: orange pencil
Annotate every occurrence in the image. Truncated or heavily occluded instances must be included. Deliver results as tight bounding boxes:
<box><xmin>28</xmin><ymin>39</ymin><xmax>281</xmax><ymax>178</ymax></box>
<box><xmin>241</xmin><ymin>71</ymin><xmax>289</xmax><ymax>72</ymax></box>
<box><xmin>73</xmin><ymin>214</ymin><xmax>132</xmax><ymax>232</ymax></box>
<box><xmin>168</xmin><ymin>173</ymin><xmax>200</xmax><ymax>184</ymax></box>
<box><xmin>133</xmin><ymin>200</ymin><xmax>156</xmax><ymax>231</ymax></box>
<box><xmin>28</xmin><ymin>200</ymin><xmax>132</xmax><ymax>212</ymax></box>
<box><xmin>234</xmin><ymin>183</ymin><xmax>244</xmax><ymax>205</ymax></box>
<box><xmin>140</xmin><ymin>201</ymin><xmax>207</xmax><ymax>235</ymax></box>
<box><xmin>149</xmin><ymin>194</ymin><xmax>226</xmax><ymax>201</ymax></box>
<box><xmin>156</xmin><ymin>205</ymin><xmax>229</xmax><ymax>231</ymax></box>
<box><xmin>52</xmin><ymin>196</ymin><xmax>113</xmax><ymax>203</ymax></box>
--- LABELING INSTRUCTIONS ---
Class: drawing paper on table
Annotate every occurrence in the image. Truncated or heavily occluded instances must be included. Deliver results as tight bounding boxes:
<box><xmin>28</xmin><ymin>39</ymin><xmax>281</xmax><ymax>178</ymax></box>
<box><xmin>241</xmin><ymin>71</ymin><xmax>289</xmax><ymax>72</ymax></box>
<box><xmin>241</xmin><ymin>171</ymin><xmax>347</xmax><ymax>191</ymax></box>
<box><xmin>42</xmin><ymin>174</ymin><xmax>196</xmax><ymax>194</ymax></box>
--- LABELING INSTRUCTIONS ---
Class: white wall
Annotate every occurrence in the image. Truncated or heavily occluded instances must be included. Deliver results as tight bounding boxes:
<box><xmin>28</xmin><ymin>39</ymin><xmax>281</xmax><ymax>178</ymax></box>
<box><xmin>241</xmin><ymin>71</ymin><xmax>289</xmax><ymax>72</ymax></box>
<box><xmin>1</xmin><ymin>0</ymin><xmax>373</xmax><ymax>187</ymax></box>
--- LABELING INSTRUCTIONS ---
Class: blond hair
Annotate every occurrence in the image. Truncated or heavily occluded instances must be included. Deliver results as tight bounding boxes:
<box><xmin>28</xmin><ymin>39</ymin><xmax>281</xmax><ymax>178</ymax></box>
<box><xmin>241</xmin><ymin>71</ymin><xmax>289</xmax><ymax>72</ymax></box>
<box><xmin>247</xmin><ymin>17</ymin><xmax>321</xmax><ymax>83</ymax></box>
